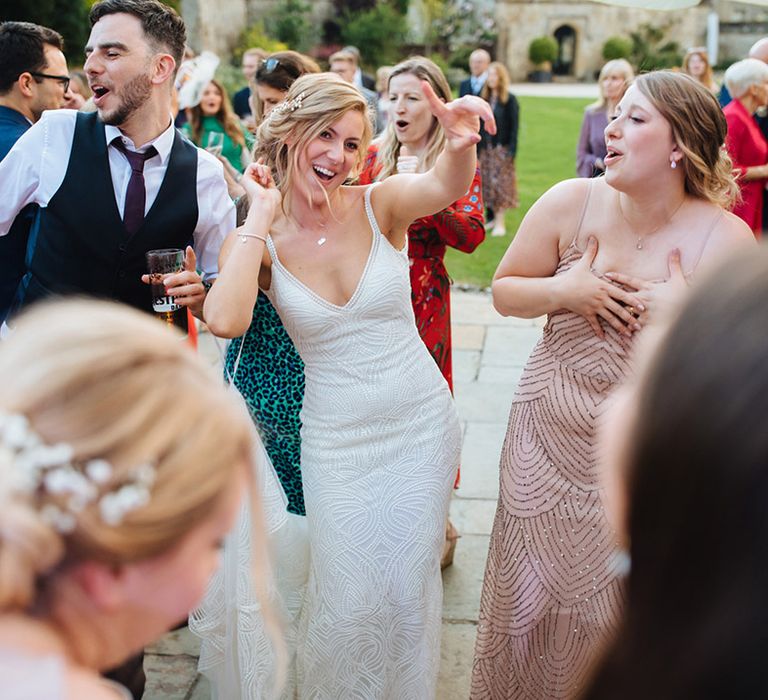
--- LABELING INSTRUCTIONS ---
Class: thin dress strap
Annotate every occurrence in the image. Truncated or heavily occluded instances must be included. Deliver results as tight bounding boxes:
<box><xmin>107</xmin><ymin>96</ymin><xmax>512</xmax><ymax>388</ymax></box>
<box><xmin>570</xmin><ymin>178</ymin><xmax>595</xmax><ymax>249</ymax></box>
<box><xmin>687</xmin><ymin>209</ymin><xmax>725</xmax><ymax>273</ymax></box>
<box><xmin>363</xmin><ymin>184</ymin><xmax>383</xmax><ymax>237</ymax></box>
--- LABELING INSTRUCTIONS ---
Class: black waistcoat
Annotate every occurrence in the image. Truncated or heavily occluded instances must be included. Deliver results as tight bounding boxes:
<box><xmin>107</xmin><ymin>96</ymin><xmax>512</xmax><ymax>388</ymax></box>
<box><xmin>16</xmin><ymin>112</ymin><xmax>198</xmax><ymax>314</ymax></box>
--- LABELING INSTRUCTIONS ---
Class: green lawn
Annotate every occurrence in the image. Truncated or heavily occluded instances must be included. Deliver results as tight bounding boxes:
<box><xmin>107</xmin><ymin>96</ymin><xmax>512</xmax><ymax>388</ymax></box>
<box><xmin>445</xmin><ymin>96</ymin><xmax>593</xmax><ymax>288</ymax></box>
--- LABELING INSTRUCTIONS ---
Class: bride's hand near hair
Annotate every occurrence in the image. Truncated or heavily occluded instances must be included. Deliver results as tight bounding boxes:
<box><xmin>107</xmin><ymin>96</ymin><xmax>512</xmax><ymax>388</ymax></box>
<box><xmin>241</xmin><ymin>160</ymin><xmax>282</xmax><ymax>224</ymax></box>
<box><xmin>421</xmin><ymin>81</ymin><xmax>496</xmax><ymax>151</ymax></box>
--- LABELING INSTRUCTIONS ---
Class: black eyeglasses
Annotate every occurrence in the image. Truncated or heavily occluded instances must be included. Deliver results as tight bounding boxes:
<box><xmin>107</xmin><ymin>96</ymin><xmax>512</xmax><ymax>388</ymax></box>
<box><xmin>29</xmin><ymin>72</ymin><xmax>70</xmax><ymax>92</ymax></box>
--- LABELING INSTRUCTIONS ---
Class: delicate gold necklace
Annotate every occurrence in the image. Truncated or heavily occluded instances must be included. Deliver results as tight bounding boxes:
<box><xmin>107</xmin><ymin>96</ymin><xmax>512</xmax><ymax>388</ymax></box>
<box><xmin>617</xmin><ymin>193</ymin><xmax>686</xmax><ymax>250</ymax></box>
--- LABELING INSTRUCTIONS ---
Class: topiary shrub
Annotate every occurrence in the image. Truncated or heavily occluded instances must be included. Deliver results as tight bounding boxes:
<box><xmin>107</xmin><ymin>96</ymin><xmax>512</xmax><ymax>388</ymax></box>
<box><xmin>528</xmin><ymin>36</ymin><xmax>557</xmax><ymax>66</ymax></box>
<box><xmin>602</xmin><ymin>36</ymin><xmax>632</xmax><ymax>61</ymax></box>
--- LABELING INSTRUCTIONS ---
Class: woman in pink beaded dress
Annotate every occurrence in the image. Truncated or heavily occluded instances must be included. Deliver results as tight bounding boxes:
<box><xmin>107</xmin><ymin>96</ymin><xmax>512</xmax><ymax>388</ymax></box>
<box><xmin>471</xmin><ymin>71</ymin><xmax>753</xmax><ymax>699</ymax></box>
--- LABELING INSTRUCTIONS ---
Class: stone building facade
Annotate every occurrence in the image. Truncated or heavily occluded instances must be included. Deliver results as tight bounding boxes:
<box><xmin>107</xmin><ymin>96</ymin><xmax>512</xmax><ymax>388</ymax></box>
<box><xmin>181</xmin><ymin>0</ymin><xmax>768</xmax><ymax>81</ymax></box>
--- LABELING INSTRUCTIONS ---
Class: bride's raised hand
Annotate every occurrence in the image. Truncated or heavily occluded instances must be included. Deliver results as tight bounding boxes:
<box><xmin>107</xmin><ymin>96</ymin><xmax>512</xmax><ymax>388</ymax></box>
<box><xmin>241</xmin><ymin>159</ymin><xmax>282</xmax><ymax>221</ymax></box>
<box><xmin>420</xmin><ymin>80</ymin><xmax>496</xmax><ymax>152</ymax></box>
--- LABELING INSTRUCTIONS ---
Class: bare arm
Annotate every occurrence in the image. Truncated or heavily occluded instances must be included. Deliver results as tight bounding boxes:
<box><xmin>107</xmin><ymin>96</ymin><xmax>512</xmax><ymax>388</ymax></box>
<box><xmin>203</xmin><ymin>163</ymin><xmax>279</xmax><ymax>338</ymax></box>
<box><xmin>492</xmin><ymin>179</ymin><xmax>644</xmax><ymax>338</ymax></box>
<box><xmin>372</xmin><ymin>82</ymin><xmax>496</xmax><ymax>246</ymax></box>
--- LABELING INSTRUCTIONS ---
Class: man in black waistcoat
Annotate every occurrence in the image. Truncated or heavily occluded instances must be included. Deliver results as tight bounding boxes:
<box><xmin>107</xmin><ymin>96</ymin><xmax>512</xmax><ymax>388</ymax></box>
<box><xmin>0</xmin><ymin>0</ymin><xmax>234</xmax><ymax>328</ymax></box>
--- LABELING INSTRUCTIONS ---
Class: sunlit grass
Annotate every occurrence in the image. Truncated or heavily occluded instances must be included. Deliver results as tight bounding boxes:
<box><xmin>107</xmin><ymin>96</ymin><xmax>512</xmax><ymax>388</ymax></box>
<box><xmin>445</xmin><ymin>95</ymin><xmax>593</xmax><ymax>288</ymax></box>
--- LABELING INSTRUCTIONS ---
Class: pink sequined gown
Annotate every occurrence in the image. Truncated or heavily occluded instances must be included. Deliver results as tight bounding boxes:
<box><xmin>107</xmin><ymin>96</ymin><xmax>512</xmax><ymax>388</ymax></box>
<box><xmin>471</xmin><ymin>240</ymin><xmax>630</xmax><ymax>700</ymax></box>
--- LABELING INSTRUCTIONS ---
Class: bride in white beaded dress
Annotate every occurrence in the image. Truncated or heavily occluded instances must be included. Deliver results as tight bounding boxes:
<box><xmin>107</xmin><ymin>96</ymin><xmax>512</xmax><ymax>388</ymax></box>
<box><xmin>201</xmin><ymin>72</ymin><xmax>495</xmax><ymax>699</ymax></box>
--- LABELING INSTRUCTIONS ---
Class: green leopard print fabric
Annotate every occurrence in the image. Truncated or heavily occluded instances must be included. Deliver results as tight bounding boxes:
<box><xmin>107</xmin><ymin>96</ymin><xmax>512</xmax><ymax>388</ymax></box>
<box><xmin>225</xmin><ymin>293</ymin><xmax>306</xmax><ymax>515</ymax></box>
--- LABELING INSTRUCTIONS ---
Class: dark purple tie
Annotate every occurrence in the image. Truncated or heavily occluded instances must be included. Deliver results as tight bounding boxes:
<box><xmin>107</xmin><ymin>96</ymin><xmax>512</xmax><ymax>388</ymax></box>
<box><xmin>112</xmin><ymin>138</ymin><xmax>158</xmax><ymax>237</ymax></box>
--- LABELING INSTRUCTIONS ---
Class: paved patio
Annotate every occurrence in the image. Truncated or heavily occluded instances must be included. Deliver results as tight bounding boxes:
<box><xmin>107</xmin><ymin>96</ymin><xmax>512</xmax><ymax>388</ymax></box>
<box><xmin>143</xmin><ymin>289</ymin><xmax>544</xmax><ymax>699</ymax></box>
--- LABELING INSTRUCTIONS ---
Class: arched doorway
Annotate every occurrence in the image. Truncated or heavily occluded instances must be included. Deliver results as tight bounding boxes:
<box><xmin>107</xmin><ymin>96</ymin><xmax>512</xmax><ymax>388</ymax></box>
<box><xmin>553</xmin><ymin>25</ymin><xmax>576</xmax><ymax>76</ymax></box>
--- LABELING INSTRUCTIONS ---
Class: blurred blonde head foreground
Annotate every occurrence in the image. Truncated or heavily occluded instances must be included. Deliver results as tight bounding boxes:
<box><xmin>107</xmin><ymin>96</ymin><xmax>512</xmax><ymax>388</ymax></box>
<box><xmin>0</xmin><ymin>299</ymin><xmax>276</xmax><ymax>665</ymax></box>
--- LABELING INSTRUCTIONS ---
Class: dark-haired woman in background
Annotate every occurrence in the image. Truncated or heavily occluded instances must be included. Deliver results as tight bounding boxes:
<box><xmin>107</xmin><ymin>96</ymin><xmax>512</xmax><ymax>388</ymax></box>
<box><xmin>250</xmin><ymin>50</ymin><xmax>321</xmax><ymax>124</ymax></box>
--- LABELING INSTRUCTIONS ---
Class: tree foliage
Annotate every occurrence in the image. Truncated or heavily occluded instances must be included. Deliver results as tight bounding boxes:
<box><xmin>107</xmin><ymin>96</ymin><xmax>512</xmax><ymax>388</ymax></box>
<box><xmin>602</xmin><ymin>36</ymin><xmax>633</xmax><ymax>62</ymax></box>
<box><xmin>339</xmin><ymin>2</ymin><xmax>408</xmax><ymax>68</ymax></box>
<box><xmin>528</xmin><ymin>36</ymin><xmax>558</xmax><ymax>66</ymax></box>
<box><xmin>2</xmin><ymin>0</ymin><xmax>90</xmax><ymax>61</ymax></box>
<box><xmin>234</xmin><ymin>21</ymin><xmax>288</xmax><ymax>64</ymax></box>
<box><xmin>629</xmin><ymin>22</ymin><xmax>682</xmax><ymax>71</ymax></box>
<box><xmin>265</xmin><ymin>0</ymin><xmax>317</xmax><ymax>54</ymax></box>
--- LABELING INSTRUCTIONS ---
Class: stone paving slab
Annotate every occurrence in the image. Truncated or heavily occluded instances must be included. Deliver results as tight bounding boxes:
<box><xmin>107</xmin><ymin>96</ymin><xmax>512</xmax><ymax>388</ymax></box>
<box><xmin>453</xmin><ymin>323</ymin><xmax>486</xmax><ymax>351</ymax></box>
<box><xmin>456</xmin><ymin>421</ymin><xmax>507</xmax><ymax>500</ymax></box>
<box><xmin>436</xmin><ymin>622</ymin><xmax>480</xmax><ymax>699</ymax></box>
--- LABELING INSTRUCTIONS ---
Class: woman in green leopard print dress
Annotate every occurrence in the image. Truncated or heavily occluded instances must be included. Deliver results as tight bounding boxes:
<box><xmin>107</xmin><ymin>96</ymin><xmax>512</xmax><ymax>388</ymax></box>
<box><xmin>225</xmin><ymin>293</ymin><xmax>305</xmax><ymax>515</ymax></box>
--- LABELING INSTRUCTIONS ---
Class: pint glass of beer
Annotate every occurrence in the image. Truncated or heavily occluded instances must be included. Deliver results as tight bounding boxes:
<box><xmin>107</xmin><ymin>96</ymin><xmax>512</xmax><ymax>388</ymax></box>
<box><xmin>146</xmin><ymin>248</ymin><xmax>188</xmax><ymax>335</ymax></box>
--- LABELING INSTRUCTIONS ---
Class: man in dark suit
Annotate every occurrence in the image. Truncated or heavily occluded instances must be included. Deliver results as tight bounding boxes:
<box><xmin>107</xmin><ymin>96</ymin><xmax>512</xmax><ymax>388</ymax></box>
<box><xmin>0</xmin><ymin>21</ymin><xmax>70</xmax><ymax>324</ymax></box>
<box><xmin>343</xmin><ymin>45</ymin><xmax>376</xmax><ymax>91</ymax></box>
<box><xmin>459</xmin><ymin>48</ymin><xmax>491</xmax><ymax>97</ymax></box>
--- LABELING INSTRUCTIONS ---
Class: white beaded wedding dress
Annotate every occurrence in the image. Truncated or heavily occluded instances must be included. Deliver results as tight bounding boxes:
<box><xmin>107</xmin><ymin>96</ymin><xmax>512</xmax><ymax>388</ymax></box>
<box><xmin>193</xmin><ymin>186</ymin><xmax>461</xmax><ymax>699</ymax></box>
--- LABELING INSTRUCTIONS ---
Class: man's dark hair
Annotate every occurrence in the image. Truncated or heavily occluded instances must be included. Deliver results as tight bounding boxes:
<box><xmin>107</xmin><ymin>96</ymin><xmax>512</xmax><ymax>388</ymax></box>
<box><xmin>89</xmin><ymin>0</ymin><xmax>186</xmax><ymax>69</ymax></box>
<box><xmin>0</xmin><ymin>21</ymin><xmax>64</xmax><ymax>95</ymax></box>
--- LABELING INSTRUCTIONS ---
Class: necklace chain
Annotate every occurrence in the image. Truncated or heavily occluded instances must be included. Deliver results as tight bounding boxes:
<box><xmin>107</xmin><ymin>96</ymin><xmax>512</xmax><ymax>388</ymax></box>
<box><xmin>617</xmin><ymin>193</ymin><xmax>686</xmax><ymax>250</ymax></box>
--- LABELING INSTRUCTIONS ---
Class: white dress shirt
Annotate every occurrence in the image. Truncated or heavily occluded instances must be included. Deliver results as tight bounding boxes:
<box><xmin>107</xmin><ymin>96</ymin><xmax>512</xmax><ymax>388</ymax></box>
<box><xmin>0</xmin><ymin>109</ymin><xmax>234</xmax><ymax>280</ymax></box>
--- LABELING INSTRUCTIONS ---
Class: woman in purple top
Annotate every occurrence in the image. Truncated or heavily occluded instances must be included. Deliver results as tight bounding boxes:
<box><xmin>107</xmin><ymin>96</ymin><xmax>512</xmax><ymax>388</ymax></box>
<box><xmin>577</xmin><ymin>59</ymin><xmax>634</xmax><ymax>177</ymax></box>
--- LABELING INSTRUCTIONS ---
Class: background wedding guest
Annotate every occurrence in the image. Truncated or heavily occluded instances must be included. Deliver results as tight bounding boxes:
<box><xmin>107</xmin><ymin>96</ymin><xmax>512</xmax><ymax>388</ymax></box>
<box><xmin>250</xmin><ymin>50</ymin><xmax>320</xmax><ymax>125</ymax></box>
<box><xmin>722</xmin><ymin>58</ymin><xmax>768</xmax><ymax>236</ymax></box>
<box><xmin>479</xmin><ymin>61</ymin><xmax>519</xmax><ymax>237</ymax></box>
<box><xmin>359</xmin><ymin>56</ymin><xmax>486</xmax><ymax>567</ymax></box>
<box><xmin>681</xmin><ymin>47</ymin><xmax>718</xmax><ymax>93</ymax></box>
<box><xmin>63</xmin><ymin>69</ymin><xmax>91</xmax><ymax>110</ymax></box>
<box><xmin>342</xmin><ymin>44</ymin><xmax>375</xmax><ymax>91</ymax></box>
<box><xmin>0</xmin><ymin>299</ymin><xmax>273</xmax><ymax>700</ymax></box>
<box><xmin>183</xmin><ymin>79</ymin><xmax>253</xmax><ymax>173</ymax></box>
<box><xmin>585</xmin><ymin>246</ymin><xmax>768</xmax><ymax>700</ymax></box>
<box><xmin>460</xmin><ymin>48</ymin><xmax>491</xmax><ymax>97</ymax></box>
<box><xmin>232</xmin><ymin>46</ymin><xmax>266</xmax><ymax>123</ymax></box>
<box><xmin>577</xmin><ymin>59</ymin><xmax>634</xmax><ymax>178</ymax></box>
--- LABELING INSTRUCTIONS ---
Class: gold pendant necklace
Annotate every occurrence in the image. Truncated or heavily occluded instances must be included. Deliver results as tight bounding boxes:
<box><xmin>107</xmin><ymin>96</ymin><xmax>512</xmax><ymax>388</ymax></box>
<box><xmin>617</xmin><ymin>193</ymin><xmax>686</xmax><ymax>250</ymax></box>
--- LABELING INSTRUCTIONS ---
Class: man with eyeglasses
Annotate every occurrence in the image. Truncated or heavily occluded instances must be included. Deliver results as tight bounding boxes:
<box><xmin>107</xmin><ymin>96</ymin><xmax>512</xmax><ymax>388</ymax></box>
<box><xmin>0</xmin><ymin>21</ymin><xmax>71</xmax><ymax>324</ymax></box>
<box><xmin>0</xmin><ymin>0</ymin><xmax>234</xmax><ymax>339</ymax></box>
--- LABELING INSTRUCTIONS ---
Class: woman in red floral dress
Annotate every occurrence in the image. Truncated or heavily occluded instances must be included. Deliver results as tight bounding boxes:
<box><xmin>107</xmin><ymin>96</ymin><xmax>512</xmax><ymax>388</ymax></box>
<box><xmin>358</xmin><ymin>56</ymin><xmax>485</xmax><ymax>392</ymax></box>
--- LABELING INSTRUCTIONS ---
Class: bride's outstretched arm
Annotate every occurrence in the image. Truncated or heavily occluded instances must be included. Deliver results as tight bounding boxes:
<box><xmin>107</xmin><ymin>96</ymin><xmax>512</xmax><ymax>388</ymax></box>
<box><xmin>204</xmin><ymin>163</ymin><xmax>280</xmax><ymax>338</ymax></box>
<box><xmin>371</xmin><ymin>82</ymin><xmax>496</xmax><ymax>247</ymax></box>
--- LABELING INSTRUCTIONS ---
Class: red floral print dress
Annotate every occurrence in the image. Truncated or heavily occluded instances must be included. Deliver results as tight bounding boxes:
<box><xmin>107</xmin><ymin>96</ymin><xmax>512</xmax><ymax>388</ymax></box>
<box><xmin>359</xmin><ymin>144</ymin><xmax>486</xmax><ymax>391</ymax></box>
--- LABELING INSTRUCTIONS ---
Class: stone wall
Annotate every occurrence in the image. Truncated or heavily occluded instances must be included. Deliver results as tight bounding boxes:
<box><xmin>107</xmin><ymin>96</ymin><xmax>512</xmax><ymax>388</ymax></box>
<box><xmin>496</xmin><ymin>0</ymin><xmax>709</xmax><ymax>81</ymax></box>
<box><xmin>180</xmin><ymin>0</ymin><xmax>766</xmax><ymax>79</ymax></box>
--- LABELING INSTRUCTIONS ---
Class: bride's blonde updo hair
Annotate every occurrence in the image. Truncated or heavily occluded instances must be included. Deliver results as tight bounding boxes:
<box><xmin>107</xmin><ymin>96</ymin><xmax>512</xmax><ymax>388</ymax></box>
<box><xmin>635</xmin><ymin>71</ymin><xmax>739</xmax><ymax>209</ymax></box>
<box><xmin>0</xmin><ymin>299</ymin><xmax>255</xmax><ymax>612</ymax></box>
<box><xmin>254</xmin><ymin>72</ymin><xmax>373</xmax><ymax>212</ymax></box>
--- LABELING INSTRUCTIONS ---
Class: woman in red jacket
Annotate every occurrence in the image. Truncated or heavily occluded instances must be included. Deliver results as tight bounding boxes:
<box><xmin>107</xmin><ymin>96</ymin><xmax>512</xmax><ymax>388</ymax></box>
<box><xmin>723</xmin><ymin>58</ymin><xmax>768</xmax><ymax>236</ymax></box>
<box><xmin>359</xmin><ymin>56</ymin><xmax>485</xmax><ymax>391</ymax></box>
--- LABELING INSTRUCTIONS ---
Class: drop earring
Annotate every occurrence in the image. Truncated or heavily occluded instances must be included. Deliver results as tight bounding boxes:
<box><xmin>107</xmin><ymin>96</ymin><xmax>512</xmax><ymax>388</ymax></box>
<box><xmin>671</xmin><ymin>160</ymin><xmax>677</xmax><ymax>169</ymax></box>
